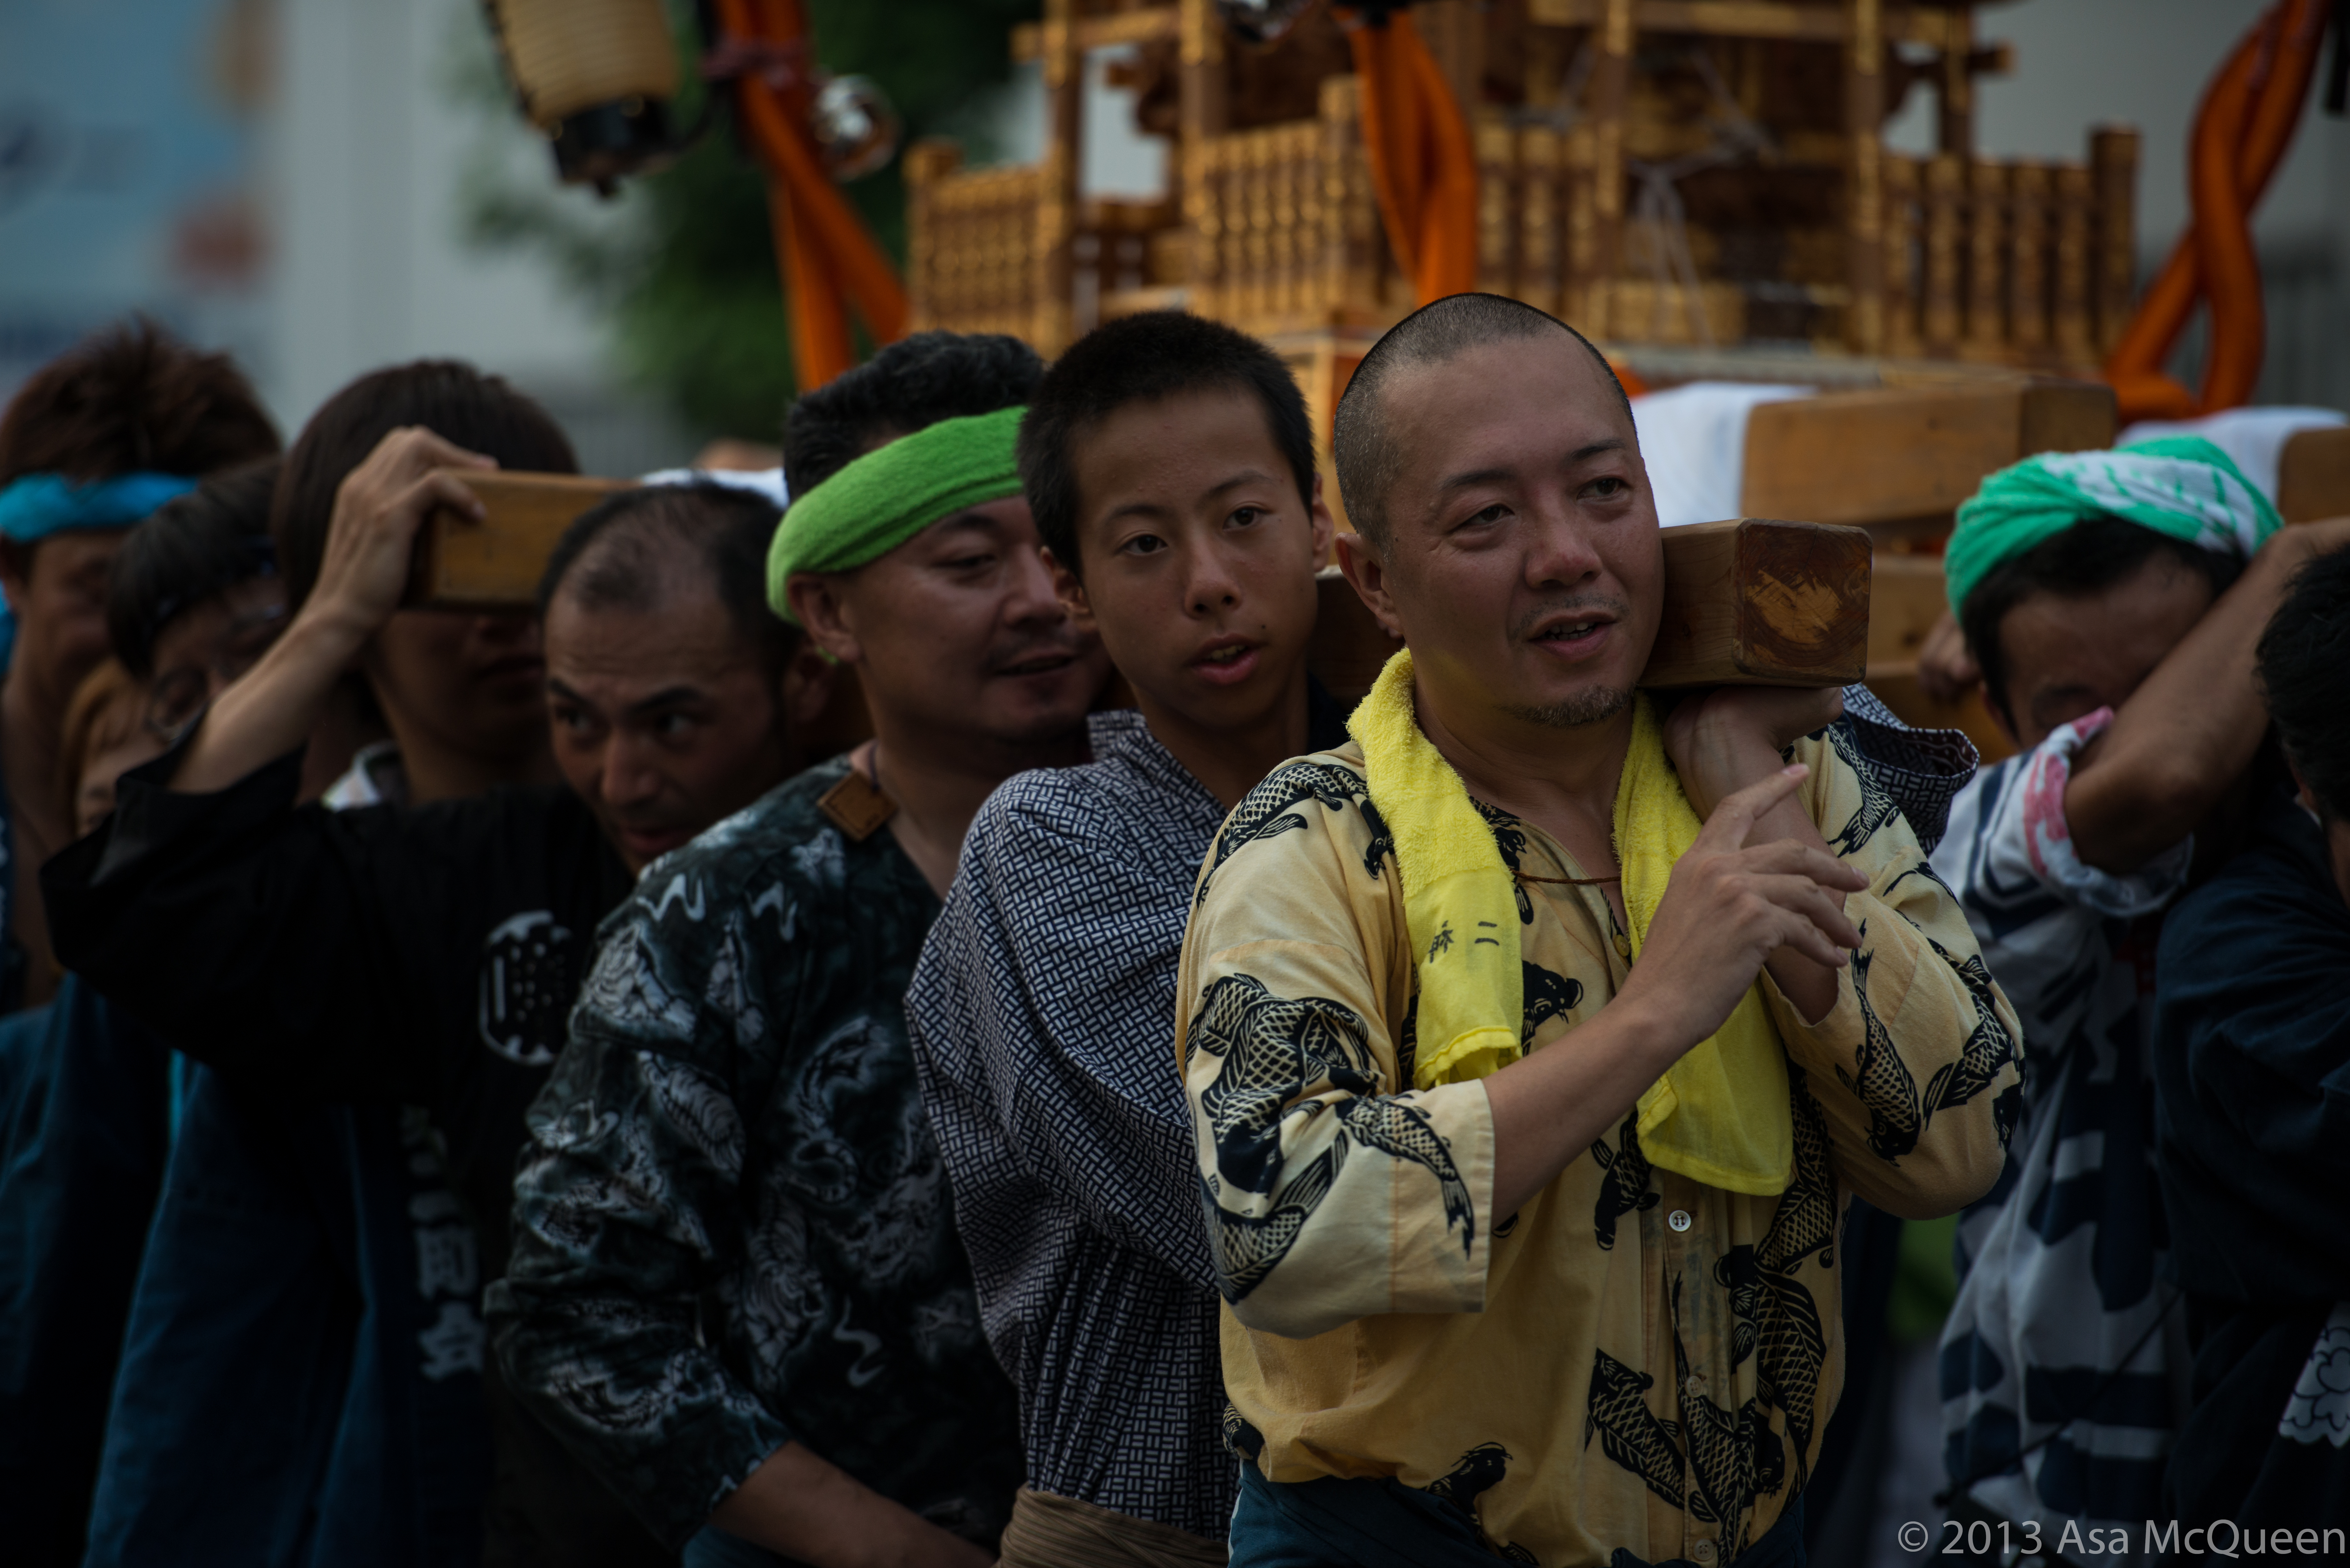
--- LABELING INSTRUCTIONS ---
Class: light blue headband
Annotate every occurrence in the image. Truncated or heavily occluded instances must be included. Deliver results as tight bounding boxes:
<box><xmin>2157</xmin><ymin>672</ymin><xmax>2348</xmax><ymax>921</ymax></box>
<box><xmin>0</xmin><ymin>471</ymin><xmax>197</xmax><ymax>545</ymax></box>
<box><xmin>0</xmin><ymin>470</ymin><xmax>196</xmax><ymax>675</ymax></box>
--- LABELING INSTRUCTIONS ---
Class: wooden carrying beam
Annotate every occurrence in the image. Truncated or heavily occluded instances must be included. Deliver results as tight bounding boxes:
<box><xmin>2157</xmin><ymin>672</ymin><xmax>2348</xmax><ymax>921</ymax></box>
<box><xmin>1740</xmin><ymin>380</ymin><xmax>2115</xmax><ymax>528</ymax></box>
<box><xmin>1308</xmin><ymin>517</ymin><xmax>1871</xmax><ymax>704</ymax></box>
<box><xmin>409</xmin><ymin>471</ymin><xmax>629</xmax><ymax>608</ymax></box>
<box><xmin>2278</xmin><ymin>426</ymin><xmax>2350</xmax><ymax>524</ymax></box>
<box><xmin>427</xmin><ymin>481</ymin><xmax>1869</xmax><ymax>701</ymax></box>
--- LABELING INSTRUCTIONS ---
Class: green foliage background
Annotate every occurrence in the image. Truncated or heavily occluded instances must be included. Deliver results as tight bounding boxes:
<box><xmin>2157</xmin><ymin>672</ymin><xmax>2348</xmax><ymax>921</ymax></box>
<box><xmin>458</xmin><ymin>0</ymin><xmax>1042</xmax><ymax>441</ymax></box>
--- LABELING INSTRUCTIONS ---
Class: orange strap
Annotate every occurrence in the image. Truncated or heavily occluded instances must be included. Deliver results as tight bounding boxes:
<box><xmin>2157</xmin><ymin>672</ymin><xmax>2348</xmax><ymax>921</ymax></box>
<box><xmin>1342</xmin><ymin>7</ymin><xmax>1479</xmax><ymax>307</ymax></box>
<box><xmin>2104</xmin><ymin>0</ymin><xmax>2327</xmax><ymax>418</ymax></box>
<box><xmin>711</xmin><ymin>0</ymin><xmax>907</xmax><ymax>390</ymax></box>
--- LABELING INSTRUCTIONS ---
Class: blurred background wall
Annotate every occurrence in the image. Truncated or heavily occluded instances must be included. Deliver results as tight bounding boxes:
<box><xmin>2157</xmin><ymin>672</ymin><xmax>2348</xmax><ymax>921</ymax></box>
<box><xmin>0</xmin><ymin>0</ymin><xmax>2342</xmax><ymax>473</ymax></box>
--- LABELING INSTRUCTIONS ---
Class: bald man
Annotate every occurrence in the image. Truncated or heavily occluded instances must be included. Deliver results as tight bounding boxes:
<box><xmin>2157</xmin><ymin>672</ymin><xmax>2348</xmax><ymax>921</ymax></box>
<box><xmin>1177</xmin><ymin>294</ymin><xmax>2016</xmax><ymax>1568</ymax></box>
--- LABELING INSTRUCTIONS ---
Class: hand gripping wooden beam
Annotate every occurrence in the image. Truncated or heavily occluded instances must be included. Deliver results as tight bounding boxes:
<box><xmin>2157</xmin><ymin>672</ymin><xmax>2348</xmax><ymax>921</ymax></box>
<box><xmin>413</xmin><ymin>477</ymin><xmax>1870</xmax><ymax>703</ymax></box>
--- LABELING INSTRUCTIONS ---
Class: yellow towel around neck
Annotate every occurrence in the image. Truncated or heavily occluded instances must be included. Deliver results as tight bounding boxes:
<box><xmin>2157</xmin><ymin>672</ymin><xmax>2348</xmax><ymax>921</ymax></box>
<box><xmin>1349</xmin><ymin>650</ymin><xmax>1525</xmax><ymax>1089</ymax></box>
<box><xmin>1613</xmin><ymin>694</ymin><xmax>1793</xmax><ymax>1196</ymax></box>
<box><xmin>1348</xmin><ymin>651</ymin><xmax>1793</xmax><ymax>1196</ymax></box>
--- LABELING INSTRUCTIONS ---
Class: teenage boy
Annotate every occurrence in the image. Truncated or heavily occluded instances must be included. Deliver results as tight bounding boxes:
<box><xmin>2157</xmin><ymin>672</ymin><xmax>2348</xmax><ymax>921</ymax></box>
<box><xmin>2153</xmin><ymin>547</ymin><xmax>2350</xmax><ymax>1541</ymax></box>
<box><xmin>0</xmin><ymin>319</ymin><xmax>279</xmax><ymax>1012</ymax></box>
<box><xmin>1930</xmin><ymin>444</ymin><xmax>2350</xmax><ymax>1556</ymax></box>
<box><xmin>1179</xmin><ymin>294</ymin><xmax>2015</xmax><ymax>1566</ymax></box>
<box><xmin>491</xmin><ymin>332</ymin><xmax>1107</xmax><ymax>1565</ymax></box>
<box><xmin>903</xmin><ymin>312</ymin><xmax>1348</xmax><ymax>1563</ymax></box>
<box><xmin>47</xmin><ymin>367</ymin><xmax>822</xmax><ymax>1564</ymax></box>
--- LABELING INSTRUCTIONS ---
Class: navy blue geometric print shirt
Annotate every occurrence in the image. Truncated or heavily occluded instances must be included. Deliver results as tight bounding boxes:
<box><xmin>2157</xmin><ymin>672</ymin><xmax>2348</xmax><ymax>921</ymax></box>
<box><xmin>489</xmin><ymin>757</ymin><xmax>1022</xmax><ymax>1551</ymax></box>
<box><xmin>906</xmin><ymin>703</ymin><xmax>1348</xmax><ymax>1541</ymax></box>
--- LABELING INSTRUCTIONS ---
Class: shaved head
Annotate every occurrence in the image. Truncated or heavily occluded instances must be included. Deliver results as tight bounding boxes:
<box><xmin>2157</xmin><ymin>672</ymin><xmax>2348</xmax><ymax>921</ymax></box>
<box><xmin>1333</xmin><ymin>293</ymin><xmax>1630</xmax><ymax>546</ymax></box>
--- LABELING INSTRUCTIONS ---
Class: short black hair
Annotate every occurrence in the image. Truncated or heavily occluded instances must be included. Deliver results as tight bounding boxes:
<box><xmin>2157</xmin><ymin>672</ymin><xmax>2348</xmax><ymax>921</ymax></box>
<box><xmin>272</xmin><ymin>360</ymin><xmax>578</xmax><ymax>614</ymax></box>
<box><xmin>2257</xmin><ymin>546</ymin><xmax>2350</xmax><ymax>823</ymax></box>
<box><xmin>107</xmin><ymin>458</ymin><xmax>282</xmax><ymax>680</ymax></box>
<box><xmin>539</xmin><ymin>481</ymin><xmax>799</xmax><ymax>685</ymax></box>
<box><xmin>1017</xmin><ymin>311</ymin><xmax>1317</xmax><ymax>578</ymax></box>
<box><xmin>0</xmin><ymin>316</ymin><xmax>280</xmax><ymax>490</ymax></box>
<box><xmin>782</xmin><ymin>330</ymin><xmax>1043</xmax><ymax>497</ymax></box>
<box><xmin>1333</xmin><ymin>292</ymin><xmax>1629</xmax><ymax>545</ymax></box>
<box><xmin>1958</xmin><ymin>516</ymin><xmax>2246</xmax><ymax>732</ymax></box>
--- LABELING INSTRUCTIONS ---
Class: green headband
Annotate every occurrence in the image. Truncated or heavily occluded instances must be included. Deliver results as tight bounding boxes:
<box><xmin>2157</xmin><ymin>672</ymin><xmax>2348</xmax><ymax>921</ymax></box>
<box><xmin>1945</xmin><ymin>435</ymin><xmax>2282</xmax><ymax>620</ymax></box>
<box><xmin>765</xmin><ymin>405</ymin><xmax>1027</xmax><ymax>624</ymax></box>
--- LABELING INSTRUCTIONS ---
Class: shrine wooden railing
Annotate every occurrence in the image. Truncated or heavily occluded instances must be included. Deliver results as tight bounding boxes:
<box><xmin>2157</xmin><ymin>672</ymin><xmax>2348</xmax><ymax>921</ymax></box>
<box><xmin>1878</xmin><ymin>131</ymin><xmax>2140</xmax><ymax>366</ymax></box>
<box><xmin>905</xmin><ymin>85</ymin><xmax>2138</xmax><ymax>373</ymax></box>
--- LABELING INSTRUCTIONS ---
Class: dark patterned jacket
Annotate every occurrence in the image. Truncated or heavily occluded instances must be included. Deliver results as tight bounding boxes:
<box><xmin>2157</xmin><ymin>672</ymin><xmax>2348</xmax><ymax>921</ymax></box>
<box><xmin>1178</xmin><ymin>729</ymin><xmax>2020</xmax><ymax>1567</ymax></box>
<box><xmin>489</xmin><ymin>758</ymin><xmax>1022</xmax><ymax>1550</ymax></box>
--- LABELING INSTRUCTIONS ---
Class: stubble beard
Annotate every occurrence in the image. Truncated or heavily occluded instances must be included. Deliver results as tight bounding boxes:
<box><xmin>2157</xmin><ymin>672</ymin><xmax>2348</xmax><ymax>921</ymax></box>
<box><xmin>1503</xmin><ymin>684</ymin><xmax>1634</xmax><ymax>730</ymax></box>
<box><xmin>1498</xmin><ymin>592</ymin><xmax>1637</xmax><ymax>730</ymax></box>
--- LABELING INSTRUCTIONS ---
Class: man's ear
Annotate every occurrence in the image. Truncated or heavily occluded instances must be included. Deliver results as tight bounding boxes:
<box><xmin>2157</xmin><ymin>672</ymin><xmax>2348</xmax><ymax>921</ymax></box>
<box><xmin>1333</xmin><ymin>529</ymin><xmax>1405</xmax><ymax>641</ymax></box>
<box><xmin>1043</xmin><ymin>546</ymin><xmax>1094</xmax><ymax>631</ymax></box>
<box><xmin>1307</xmin><ymin>473</ymin><xmax>1336</xmax><ymax>570</ymax></box>
<box><xmin>785</xmin><ymin>572</ymin><xmax>860</xmax><ymax>666</ymax></box>
<box><xmin>780</xmin><ymin>638</ymin><xmax>839</xmax><ymax>732</ymax></box>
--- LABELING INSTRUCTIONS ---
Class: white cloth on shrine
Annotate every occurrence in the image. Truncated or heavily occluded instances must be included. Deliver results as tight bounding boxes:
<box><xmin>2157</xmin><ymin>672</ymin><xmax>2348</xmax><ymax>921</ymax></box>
<box><xmin>2117</xmin><ymin>405</ymin><xmax>2344</xmax><ymax>505</ymax></box>
<box><xmin>1630</xmin><ymin>381</ymin><xmax>1814</xmax><ymax>528</ymax></box>
<box><xmin>637</xmin><ymin>466</ymin><xmax>791</xmax><ymax>509</ymax></box>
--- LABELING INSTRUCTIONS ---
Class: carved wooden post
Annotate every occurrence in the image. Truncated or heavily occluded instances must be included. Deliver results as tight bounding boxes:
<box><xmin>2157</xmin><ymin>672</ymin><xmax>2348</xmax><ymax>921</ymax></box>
<box><xmin>1243</xmin><ymin>130</ymin><xmax>1271</xmax><ymax>329</ymax></box>
<box><xmin>1180</xmin><ymin>0</ymin><xmax>1230</xmax><ymax>309</ymax></box>
<box><xmin>2008</xmin><ymin>159</ymin><xmax>2051</xmax><ymax>356</ymax></box>
<box><xmin>1937</xmin><ymin>3</ymin><xmax>1974</xmax><ymax>156</ymax></box>
<box><xmin>1520</xmin><ymin>124</ymin><xmax>1563</xmax><ymax>317</ymax></box>
<box><xmin>1965</xmin><ymin>158</ymin><xmax>2009</xmax><ymax>357</ymax></box>
<box><xmin>2053</xmin><ymin>161</ymin><xmax>2095</xmax><ymax>366</ymax></box>
<box><xmin>2090</xmin><ymin>125</ymin><xmax>2139</xmax><ymax>357</ymax></box>
<box><xmin>1320</xmin><ymin>75</ymin><xmax>1375</xmax><ymax>327</ymax></box>
<box><xmin>1922</xmin><ymin>153</ymin><xmax>1963</xmax><ymax>353</ymax></box>
<box><xmin>1196</xmin><ymin>136</ymin><xmax>1226</xmax><ymax>322</ymax></box>
<box><xmin>1564</xmin><ymin>122</ymin><xmax>1598</xmax><ymax>329</ymax></box>
<box><xmin>1281</xmin><ymin>123</ymin><xmax>1310</xmax><ymax>325</ymax></box>
<box><xmin>1036</xmin><ymin>0</ymin><xmax>1082</xmax><ymax>354</ymax></box>
<box><xmin>903</xmin><ymin>139</ymin><xmax>962</xmax><ymax>333</ymax></box>
<box><xmin>1587</xmin><ymin>0</ymin><xmax>1633</xmax><ymax>338</ymax></box>
<box><xmin>1883</xmin><ymin>154</ymin><xmax>1919</xmax><ymax>357</ymax></box>
<box><xmin>1476</xmin><ymin>112</ymin><xmax>1518</xmax><ymax>299</ymax></box>
<box><xmin>1845</xmin><ymin>0</ymin><xmax>1886</xmax><ymax>355</ymax></box>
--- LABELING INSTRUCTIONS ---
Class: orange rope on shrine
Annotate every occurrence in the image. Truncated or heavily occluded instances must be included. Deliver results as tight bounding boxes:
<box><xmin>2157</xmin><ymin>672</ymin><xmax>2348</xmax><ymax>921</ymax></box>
<box><xmin>709</xmin><ymin>0</ymin><xmax>907</xmax><ymax>391</ymax></box>
<box><xmin>2104</xmin><ymin>0</ymin><xmax>2328</xmax><ymax>420</ymax></box>
<box><xmin>1339</xmin><ymin>6</ymin><xmax>1480</xmax><ymax>308</ymax></box>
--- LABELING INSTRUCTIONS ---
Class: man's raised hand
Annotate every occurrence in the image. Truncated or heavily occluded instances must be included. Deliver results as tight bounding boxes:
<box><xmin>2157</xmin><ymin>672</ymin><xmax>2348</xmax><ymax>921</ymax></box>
<box><xmin>168</xmin><ymin>426</ymin><xmax>496</xmax><ymax>794</ymax></box>
<box><xmin>306</xmin><ymin>427</ymin><xmax>495</xmax><ymax>639</ymax></box>
<box><xmin>1619</xmin><ymin>765</ymin><xmax>1867</xmax><ymax>1051</ymax></box>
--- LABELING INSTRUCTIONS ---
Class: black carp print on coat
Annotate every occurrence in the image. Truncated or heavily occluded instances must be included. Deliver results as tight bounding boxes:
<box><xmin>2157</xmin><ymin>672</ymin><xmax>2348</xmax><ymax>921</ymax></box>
<box><xmin>1581</xmin><ymin>1069</ymin><xmax>1839</xmax><ymax>1559</ymax></box>
<box><xmin>1840</xmin><ymin>934</ymin><xmax>1925</xmax><ymax>1161</ymax></box>
<box><xmin>1421</xmin><ymin>1443</ymin><xmax>1539</xmax><ymax>1562</ymax></box>
<box><xmin>1591</xmin><ymin>1113</ymin><xmax>1661</xmax><ymax>1250</ymax></box>
<box><xmin>1198</xmin><ymin>762</ymin><xmax>1393</xmax><ymax>904</ymax></box>
<box><xmin>1188</xmin><ymin>973</ymin><xmax>1474</xmax><ymax>1303</ymax></box>
<box><xmin>1474</xmin><ymin>798</ymin><xmax>1538</xmax><ymax>925</ymax></box>
<box><xmin>1521</xmin><ymin>961</ymin><xmax>1585</xmax><ymax>1049</ymax></box>
<box><xmin>1825</xmin><ymin>722</ymin><xmax>1905</xmax><ymax>858</ymax></box>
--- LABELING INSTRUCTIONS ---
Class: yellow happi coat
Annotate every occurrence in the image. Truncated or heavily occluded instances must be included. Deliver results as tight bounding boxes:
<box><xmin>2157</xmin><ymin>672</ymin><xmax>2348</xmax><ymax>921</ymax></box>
<box><xmin>1176</xmin><ymin>728</ymin><xmax>2021</xmax><ymax>1566</ymax></box>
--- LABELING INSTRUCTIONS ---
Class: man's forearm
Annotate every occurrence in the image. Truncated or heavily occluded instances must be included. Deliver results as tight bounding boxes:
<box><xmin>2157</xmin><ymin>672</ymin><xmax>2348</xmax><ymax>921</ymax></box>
<box><xmin>171</xmin><ymin>610</ymin><xmax>368</xmax><ymax>793</ymax></box>
<box><xmin>2071</xmin><ymin>529</ymin><xmax>2335</xmax><ymax>872</ymax></box>
<box><xmin>1486</xmin><ymin>999</ymin><xmax>1679</xmax><ymax>1219</ymax></box>
<box><xmin>710</xmin><ymin>1441</ymin><xmax>992</xmax><ymax>1568</ymax></box>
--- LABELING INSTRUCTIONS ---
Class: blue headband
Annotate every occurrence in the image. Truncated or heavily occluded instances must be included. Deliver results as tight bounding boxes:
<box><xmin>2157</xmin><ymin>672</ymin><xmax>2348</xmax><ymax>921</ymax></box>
<box><xmin>0</xmin><ymin>471</ymin><xmax>197</xmax><ymax>544</ymax></box>
<box><xmin>0</xmin><ymin>470</ymin><xmax>195</xmax><ymax>676</ymax></box>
